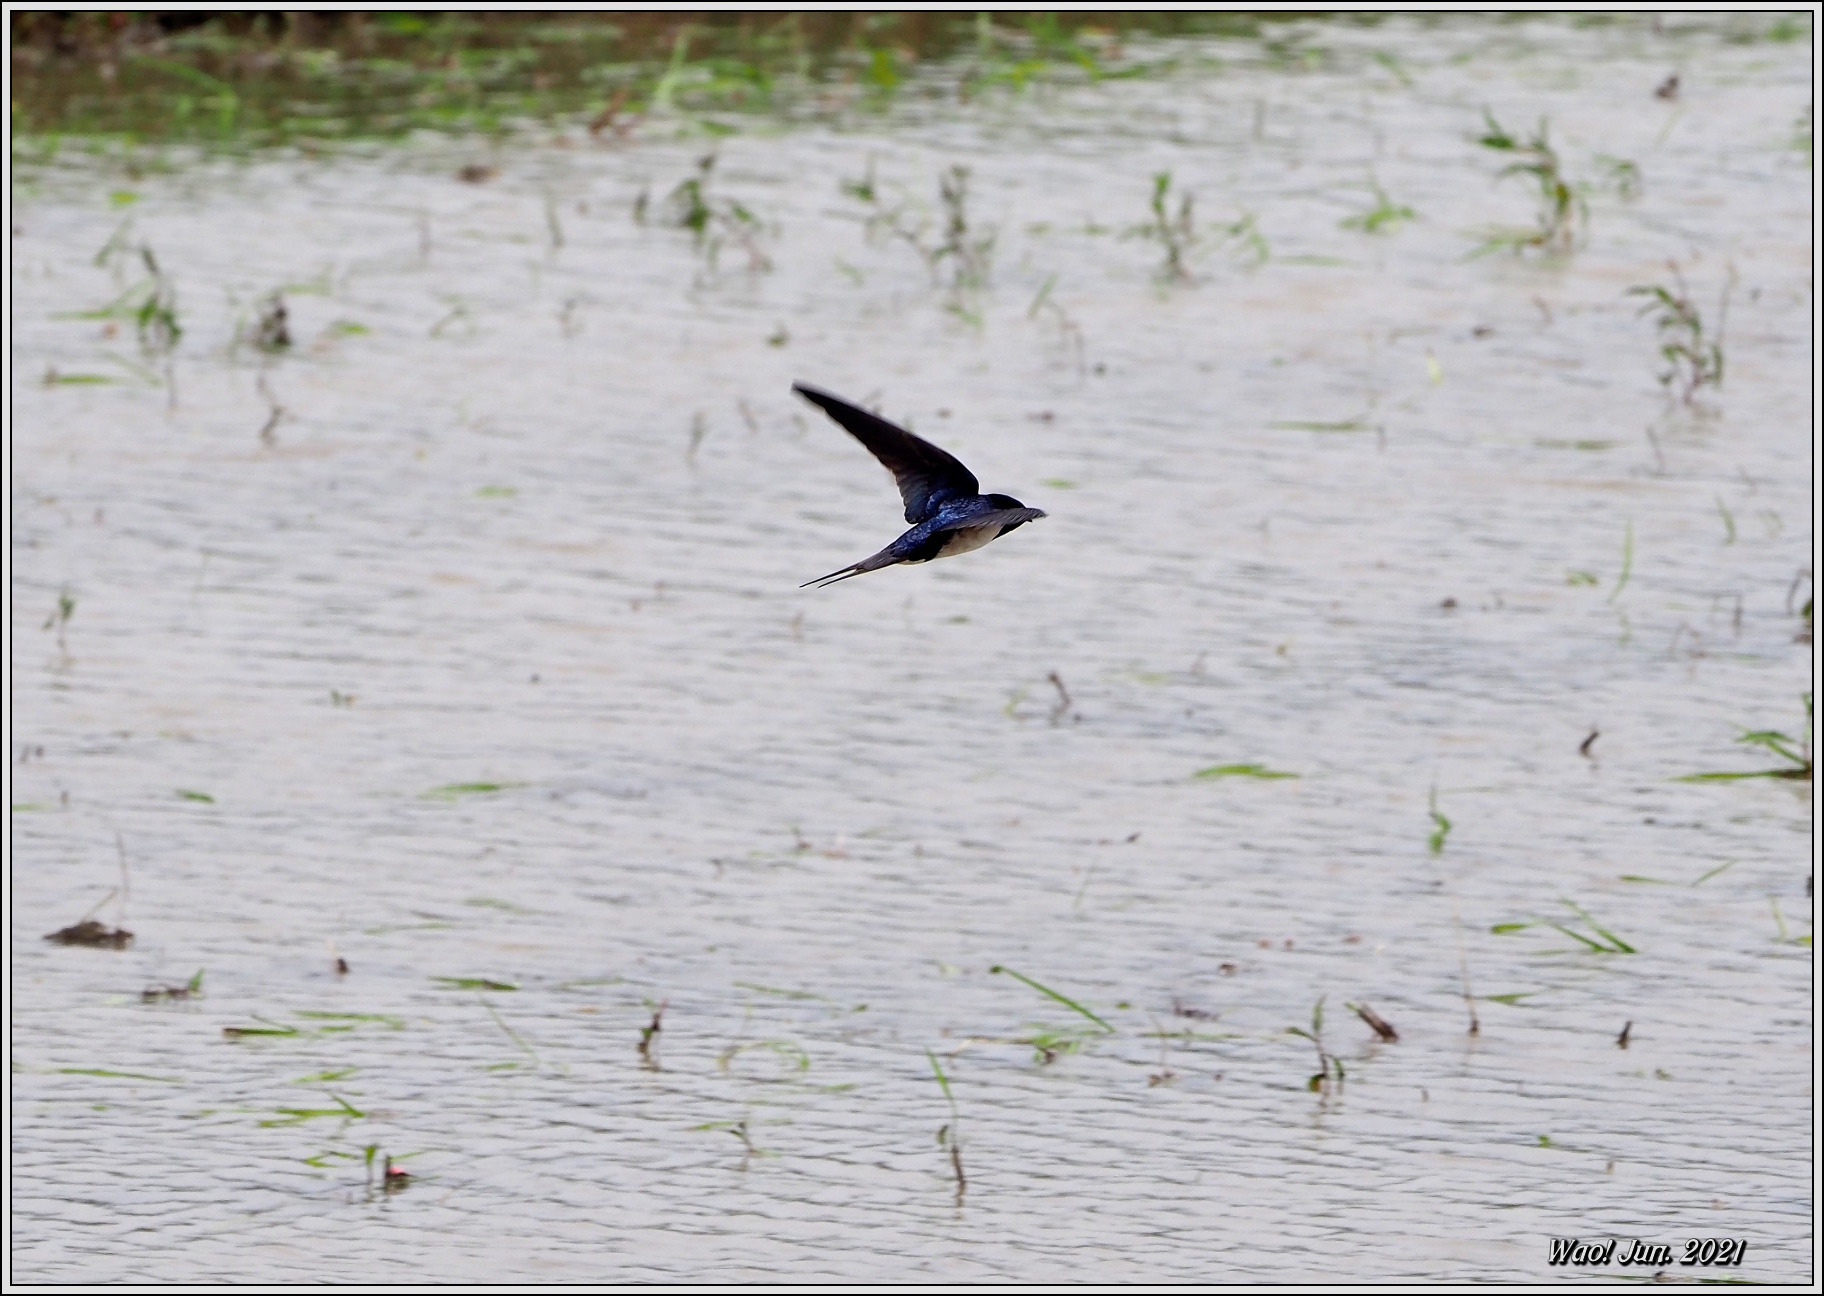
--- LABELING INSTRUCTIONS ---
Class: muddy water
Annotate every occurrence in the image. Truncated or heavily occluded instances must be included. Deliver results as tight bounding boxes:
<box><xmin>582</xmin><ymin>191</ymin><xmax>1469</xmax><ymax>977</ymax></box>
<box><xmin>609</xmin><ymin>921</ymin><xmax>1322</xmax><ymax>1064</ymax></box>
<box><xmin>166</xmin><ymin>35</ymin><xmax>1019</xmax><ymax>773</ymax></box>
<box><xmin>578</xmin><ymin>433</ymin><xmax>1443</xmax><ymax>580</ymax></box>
<box><xmin>11</xmin><ymin>16</ymin><xmax>1814</xmax><ymax>1282</ymax></box>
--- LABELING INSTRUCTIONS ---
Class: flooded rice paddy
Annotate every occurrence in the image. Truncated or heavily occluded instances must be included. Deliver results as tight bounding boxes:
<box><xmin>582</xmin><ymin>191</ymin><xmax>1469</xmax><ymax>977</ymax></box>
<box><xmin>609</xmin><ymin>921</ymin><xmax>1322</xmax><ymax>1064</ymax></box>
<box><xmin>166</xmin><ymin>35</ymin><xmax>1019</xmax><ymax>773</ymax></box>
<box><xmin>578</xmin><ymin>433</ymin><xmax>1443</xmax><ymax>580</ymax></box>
<box><xmin>10</xmin><ymin>15</ymin><xmax>1815</xmax><ymax>1283</ymax></box>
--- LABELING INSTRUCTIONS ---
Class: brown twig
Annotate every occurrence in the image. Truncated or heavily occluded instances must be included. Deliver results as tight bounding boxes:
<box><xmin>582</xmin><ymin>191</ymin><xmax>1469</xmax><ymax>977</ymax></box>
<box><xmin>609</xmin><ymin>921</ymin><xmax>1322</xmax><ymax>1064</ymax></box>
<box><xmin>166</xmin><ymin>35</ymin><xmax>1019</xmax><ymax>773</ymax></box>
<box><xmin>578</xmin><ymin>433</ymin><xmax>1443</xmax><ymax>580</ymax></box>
<box><xmin>1349</xmin><ymin>1001</ymin><xmax>1400</xmax><ymax>1042</ymax></box>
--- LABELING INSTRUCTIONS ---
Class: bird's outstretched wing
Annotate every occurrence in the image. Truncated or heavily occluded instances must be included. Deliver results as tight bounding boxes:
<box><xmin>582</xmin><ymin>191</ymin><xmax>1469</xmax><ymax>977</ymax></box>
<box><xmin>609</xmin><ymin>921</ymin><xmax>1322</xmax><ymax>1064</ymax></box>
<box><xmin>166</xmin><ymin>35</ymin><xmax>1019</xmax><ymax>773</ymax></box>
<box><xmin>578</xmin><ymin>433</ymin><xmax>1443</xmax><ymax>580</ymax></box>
<box><xmin>793</xmin><ymin>382</ymin><xmax>980</xmax><ymax>524</ymax></box>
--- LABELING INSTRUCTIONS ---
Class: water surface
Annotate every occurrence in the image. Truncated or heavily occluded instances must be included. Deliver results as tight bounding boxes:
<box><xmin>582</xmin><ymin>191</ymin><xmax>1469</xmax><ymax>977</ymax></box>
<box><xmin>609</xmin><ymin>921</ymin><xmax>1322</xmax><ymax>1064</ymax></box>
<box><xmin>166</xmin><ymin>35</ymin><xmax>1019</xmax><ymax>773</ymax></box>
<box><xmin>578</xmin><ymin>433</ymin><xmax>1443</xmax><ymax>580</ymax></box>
<box><xmin>11</xmin><ymin>14</ymin><xmax>1814</xmax><ymax>1282</ymax></box>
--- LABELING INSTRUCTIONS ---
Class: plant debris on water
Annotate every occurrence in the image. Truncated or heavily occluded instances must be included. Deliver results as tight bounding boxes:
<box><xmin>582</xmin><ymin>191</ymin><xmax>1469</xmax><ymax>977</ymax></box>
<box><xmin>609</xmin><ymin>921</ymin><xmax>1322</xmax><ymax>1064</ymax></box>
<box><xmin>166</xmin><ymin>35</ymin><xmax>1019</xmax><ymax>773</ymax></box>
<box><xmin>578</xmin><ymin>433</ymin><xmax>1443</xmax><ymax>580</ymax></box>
<box><xmin>1347</xmin><ymin>1001</ymin><xmax>1399</xmax><ymax>1042</ymax></box>
<box><xmin>142</xmin><ymin>970</ymin><xmax>205</xmax><ymax>1002</ymax></box>
<box><xmin>43</xmin><ymin>919</ymin><xmax>134</xmax><ymax>949</ymax></box>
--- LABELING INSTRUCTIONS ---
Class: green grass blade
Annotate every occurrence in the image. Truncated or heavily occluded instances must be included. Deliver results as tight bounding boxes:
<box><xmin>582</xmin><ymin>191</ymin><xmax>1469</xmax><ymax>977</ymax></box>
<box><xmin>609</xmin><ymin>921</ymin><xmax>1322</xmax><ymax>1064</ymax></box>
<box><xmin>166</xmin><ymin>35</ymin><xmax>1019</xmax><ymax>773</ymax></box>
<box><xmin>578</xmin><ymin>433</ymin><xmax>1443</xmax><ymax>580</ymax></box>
<box><xmin>1608</xmin><ymin>521</ymin><xmax>1634</xmax><ymax>604</ymax></box>
<box><xmin>989</xmin><ymin>965</ymin><xmax>1114</xmax><ymax>1033</ymax></box>
<box><xmin>57</xmin><ymin>1067</ymin><xmax>182</xmax><ymax>1083</ymax></box>
<box><xmin>925</xmin><ymin>1048</ymin><xmax>954</xmax><ymax>1103</ymax></box>
<box><xmin>432</xmin><ymin>976</ymin><xmax>518</xmax><ymax>991</ymax></box>
<box><xmin>1545</xmin><ymin>922</ymin><xmax>1611</xmax><ymax>954</ymax></box>
<box><xmin>1558</xmin><ymin>899</ymin><xmax>1635</xmax><ymax>954</ymax></box>
<box><xmin>1674</xmin><ymin>769</ymin><xmax>1792</xmax><ymax>782</ymax></box>
<box><xmin>1193</xmin><ymin>763</ymin><xmax>1298</xmax><ymax>779</ymax></box>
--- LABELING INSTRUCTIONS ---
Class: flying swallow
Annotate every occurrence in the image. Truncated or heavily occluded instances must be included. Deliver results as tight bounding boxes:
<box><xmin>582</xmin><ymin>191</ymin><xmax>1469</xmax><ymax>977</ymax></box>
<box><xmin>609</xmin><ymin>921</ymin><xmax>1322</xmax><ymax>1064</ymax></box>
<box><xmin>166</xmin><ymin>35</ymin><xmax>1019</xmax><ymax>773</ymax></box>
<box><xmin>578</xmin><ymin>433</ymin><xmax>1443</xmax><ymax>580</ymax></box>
<box><xmin>794</xmin><ymin>382</ymin><xmax>1046</xmax><ymax>588</ymax></box>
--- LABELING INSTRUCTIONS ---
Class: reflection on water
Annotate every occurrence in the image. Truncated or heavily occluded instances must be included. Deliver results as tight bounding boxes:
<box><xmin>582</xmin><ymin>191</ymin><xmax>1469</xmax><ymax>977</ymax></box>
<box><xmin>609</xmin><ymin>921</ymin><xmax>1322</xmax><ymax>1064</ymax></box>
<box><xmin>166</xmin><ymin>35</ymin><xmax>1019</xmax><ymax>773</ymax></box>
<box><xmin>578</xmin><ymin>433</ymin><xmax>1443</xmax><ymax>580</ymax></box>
<box><xmin>10</xmin><ymin>15</ymin><xmax>1813</xmax><ymax>1283</ymax></box>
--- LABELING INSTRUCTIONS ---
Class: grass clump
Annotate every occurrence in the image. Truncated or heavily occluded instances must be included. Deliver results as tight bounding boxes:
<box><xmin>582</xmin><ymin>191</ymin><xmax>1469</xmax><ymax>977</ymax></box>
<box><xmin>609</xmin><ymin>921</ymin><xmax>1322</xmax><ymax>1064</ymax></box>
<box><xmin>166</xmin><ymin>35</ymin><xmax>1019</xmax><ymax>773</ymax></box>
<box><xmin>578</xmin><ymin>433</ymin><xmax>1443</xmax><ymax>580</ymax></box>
<box><xmin>1470</xmin><ymin>111</ymin><xmax>1585</xmax><ymax>256</ymax></box>
<box><xmin>1129</xmin><ymin>171</ymin><xmax>1265</xmax><ymax>279</ymax></box>
<box><xmin>69</xmin><ymin>231</ymin><xmax>182</xmax><ymax>356</ymax></box>
<box><xmin>1143</xmin><ymin>171</ymin><xmax>1196</xmax><ymax>280</ymax></box>
<box><xmin>1626</xmin><ymin>262</ymin><xmax>1733</xmax><ymax>405</ymax></box>
<box><xmin>931</xmin><ymin>164</ymin><xmax>994</xmax><ymax>299</ymax></box>
<box><xmin>1286</xmin><ymin>996</ymin><xmax>1345</xmax><ymax>1090</ymax></box>
<box><xmin>645</xmin><ymin>152</ymin><xmax>772</xmax><ymax>274</ymax></box>
<box><xmin>840</xmin><ymin>161</ymin><xmax>994</xmax><ymax>316</ymax></box>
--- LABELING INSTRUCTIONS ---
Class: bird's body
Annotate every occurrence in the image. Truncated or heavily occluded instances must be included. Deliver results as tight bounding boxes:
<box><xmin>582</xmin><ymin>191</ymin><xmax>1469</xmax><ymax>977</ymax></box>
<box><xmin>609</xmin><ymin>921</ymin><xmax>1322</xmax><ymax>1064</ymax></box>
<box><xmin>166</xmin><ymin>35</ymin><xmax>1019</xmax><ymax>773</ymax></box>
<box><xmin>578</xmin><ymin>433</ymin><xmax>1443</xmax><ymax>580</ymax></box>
<box><xmin>793</xmin><ymin>382</ymin><xmax>1045</xmax><ymax>587</ymax></box>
